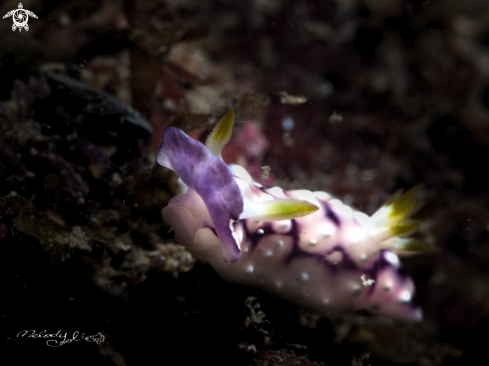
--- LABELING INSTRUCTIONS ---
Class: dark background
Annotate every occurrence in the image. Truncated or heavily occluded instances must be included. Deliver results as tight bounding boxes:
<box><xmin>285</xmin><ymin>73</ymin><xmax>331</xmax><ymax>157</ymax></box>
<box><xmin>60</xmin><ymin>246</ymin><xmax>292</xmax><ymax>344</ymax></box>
<box><xmin>1</xmin><ymin>0</ymin><xmax>488</xmax><ymax>365</ymax></box>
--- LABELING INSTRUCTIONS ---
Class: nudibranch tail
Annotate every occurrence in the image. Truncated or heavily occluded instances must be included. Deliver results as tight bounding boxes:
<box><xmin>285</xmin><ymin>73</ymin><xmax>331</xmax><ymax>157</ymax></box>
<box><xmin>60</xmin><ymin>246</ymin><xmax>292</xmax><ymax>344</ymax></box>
<box><xmin>240</xmin><ymin>198</ymin><xmax>319</xmax><ymax>221</ymax></box>
<box><xmin>157</xmin><ymin>126</ymin><xmax>243</xmax><ymax>263</ymax></box>
<box><xmin>205</xmin><ymin>108</ymin><xmax>235</xmax><ymax>159</ymax></box>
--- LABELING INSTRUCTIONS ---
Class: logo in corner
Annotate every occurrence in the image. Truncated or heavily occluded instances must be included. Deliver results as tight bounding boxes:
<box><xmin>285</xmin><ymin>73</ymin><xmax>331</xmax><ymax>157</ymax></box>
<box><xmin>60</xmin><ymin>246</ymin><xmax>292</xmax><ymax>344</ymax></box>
<box><xmin>3</xmin><ymin>3</ymin><xmax>38</xmax><ymax>32</ymax></box>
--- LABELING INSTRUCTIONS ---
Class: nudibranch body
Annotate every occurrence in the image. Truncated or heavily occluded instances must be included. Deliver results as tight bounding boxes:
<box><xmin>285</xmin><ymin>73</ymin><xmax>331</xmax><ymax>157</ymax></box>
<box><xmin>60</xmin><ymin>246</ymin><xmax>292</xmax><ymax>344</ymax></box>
<box><xmin>157</xmin><ymin>110</ymin><xmax>433</xmax><ymax>321</ymax></box>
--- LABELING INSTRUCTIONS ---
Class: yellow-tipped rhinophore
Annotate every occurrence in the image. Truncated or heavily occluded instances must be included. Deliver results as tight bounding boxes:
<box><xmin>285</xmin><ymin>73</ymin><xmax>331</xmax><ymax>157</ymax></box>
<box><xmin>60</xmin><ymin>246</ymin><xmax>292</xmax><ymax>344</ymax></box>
<box><xmin>205</xmin><ymin>109</ymin><xmax>235</xmax><ymax>158</ymax></box>
<box><xmin>241</xmin><ymin>199</ymin><xmax>319</xmax><ymax>222</ymax></box>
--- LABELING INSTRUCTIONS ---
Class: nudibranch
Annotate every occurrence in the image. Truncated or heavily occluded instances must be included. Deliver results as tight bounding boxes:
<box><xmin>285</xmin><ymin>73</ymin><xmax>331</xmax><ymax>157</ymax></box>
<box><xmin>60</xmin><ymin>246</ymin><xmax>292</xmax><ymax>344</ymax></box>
<box><xmin>157</xmin><ymin>109</ymin><xmax>434</xmax><ymax>321</ymax></box>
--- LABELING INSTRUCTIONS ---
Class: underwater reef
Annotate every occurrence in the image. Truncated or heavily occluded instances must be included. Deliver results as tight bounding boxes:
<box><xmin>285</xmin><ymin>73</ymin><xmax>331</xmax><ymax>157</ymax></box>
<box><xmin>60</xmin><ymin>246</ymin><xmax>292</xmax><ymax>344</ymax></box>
<box><xmin>1</xmin><ymin>0</ymin><xmax>489</xmax><ymax>365</ymax></box>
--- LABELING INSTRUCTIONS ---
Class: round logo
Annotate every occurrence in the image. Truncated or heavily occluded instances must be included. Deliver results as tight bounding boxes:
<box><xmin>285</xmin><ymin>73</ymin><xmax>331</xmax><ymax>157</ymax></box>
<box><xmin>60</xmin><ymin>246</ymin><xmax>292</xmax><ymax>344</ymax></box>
<box><xmin>12</xmin><ymin>9</ymin><xmax>29</xmax><ymax>28</ymax></box>
<box><xmin>3</xmin><ymin>3</ymin><xmax>38</xmax><ymax>32</ymax></box>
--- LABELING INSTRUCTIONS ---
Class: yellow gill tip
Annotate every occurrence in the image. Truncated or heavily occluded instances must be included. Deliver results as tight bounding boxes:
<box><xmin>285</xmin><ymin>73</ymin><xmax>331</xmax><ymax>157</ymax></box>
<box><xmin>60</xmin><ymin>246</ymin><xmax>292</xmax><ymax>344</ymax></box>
<box><xmin>386</xmin><ymin>237</ymin><xmax>440</xmax><ymax>254</ymax></box>
<box><xmin>389</xmin><ymin>221</ymin><xmax>420</xmax><ymax>237</ymax></box>
<box><xmin>371</xmin><ymin>185</ymin><xmax>424</xmax><ymax>243</ymax></box>
<box><xmin>387</xmin><ymin>185</ymin><xmax>421</xmax><ymax>220</ymax></box>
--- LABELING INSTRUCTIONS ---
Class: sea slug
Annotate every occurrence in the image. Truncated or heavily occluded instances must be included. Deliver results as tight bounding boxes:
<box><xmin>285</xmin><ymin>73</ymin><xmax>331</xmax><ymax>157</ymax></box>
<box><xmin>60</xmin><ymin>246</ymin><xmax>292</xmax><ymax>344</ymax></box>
<box><xmin>157</xmin><ymin>109</ymin><xmax>434</xmax><ymax>321</ymax></box>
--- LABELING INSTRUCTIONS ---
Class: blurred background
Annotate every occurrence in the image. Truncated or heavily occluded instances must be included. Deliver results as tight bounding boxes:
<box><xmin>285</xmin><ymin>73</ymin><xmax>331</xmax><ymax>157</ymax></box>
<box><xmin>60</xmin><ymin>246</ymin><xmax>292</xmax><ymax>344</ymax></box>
<box><xmin>1</xmin><ymin>0</ymin><xmax>489</xmax><ymax>365</ymax></box>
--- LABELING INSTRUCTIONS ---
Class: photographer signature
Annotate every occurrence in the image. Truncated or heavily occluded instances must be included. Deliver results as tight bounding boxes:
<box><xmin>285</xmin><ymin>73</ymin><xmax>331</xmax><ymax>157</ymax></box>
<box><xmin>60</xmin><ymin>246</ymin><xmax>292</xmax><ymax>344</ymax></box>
<box><xmin>17</xmin><ymin>330</ymin><xmax>105</xmax><ymax>347</ymax></box>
